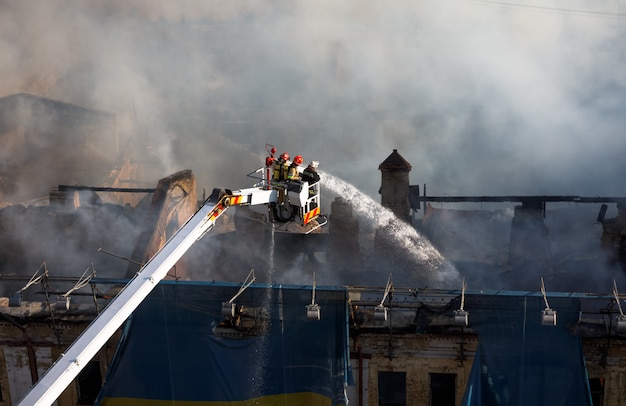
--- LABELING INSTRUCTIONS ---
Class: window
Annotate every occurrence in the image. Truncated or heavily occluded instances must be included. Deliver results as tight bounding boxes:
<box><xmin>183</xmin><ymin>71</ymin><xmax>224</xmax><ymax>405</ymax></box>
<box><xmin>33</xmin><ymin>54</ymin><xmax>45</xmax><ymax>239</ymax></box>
<box><xmin>589</xmin><ymin>378</ymin><xmax>604</xmax><ymax>406</ymax></box>
<box><xmin>378</xmin><ymin>371</ymin><xmax>406</xmax><ymax>406</ymax></box>
<box><xmin>77</xmin><ymin>361</ymin><xmax>102</xmax><ymax>404</ymax></box>
<box><xmin>430</xmin><ymin>373</ymin><xmax>456</xmax><ymax>406</ymax></box>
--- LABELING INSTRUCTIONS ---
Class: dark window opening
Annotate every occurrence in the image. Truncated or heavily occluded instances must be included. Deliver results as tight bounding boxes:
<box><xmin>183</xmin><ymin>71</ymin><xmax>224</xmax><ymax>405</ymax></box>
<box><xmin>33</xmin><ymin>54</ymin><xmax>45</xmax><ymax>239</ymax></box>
<box><xmin>378</xmin><ymin>371</ymin><xmax>406</xmax><ymax>406</ymax></box>
<box><xmin>430</xmin><ymin>373</ymin><xmax>456</xmax><ymax>406</ymax></box>
<box><xmin>77</xmin><ymin>360</ymin><xmax>102</xmax><ymax>404</ymax></box>
<box><xmin>589</xmin><ymin>378</ymin><xmax>604</xmax><ymax>406</ymax></box>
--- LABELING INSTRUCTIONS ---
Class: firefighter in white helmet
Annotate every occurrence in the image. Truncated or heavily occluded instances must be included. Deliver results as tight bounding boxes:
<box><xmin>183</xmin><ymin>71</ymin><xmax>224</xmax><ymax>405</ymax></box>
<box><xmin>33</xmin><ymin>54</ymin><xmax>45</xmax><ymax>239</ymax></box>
<box><xmin>301</xmin><ymin>160</ymin><xmax>320</xmax><ymax>185</ymax></box>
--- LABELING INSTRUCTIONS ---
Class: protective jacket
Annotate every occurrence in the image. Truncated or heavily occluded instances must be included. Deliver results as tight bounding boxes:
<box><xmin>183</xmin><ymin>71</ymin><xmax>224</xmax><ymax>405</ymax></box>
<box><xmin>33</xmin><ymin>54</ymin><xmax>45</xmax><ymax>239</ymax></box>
<box><xmin>301</xmin><ymin>167</ymin><xmax>320</xmax><ymax>184</ymax></box>
<box><xmin>287</xmin><ymin>163</ymin><xmax>301</xmax><ymax>180</ymax></box>
<box><xmin>273</xmin><ymin>158</ymin><xmax>289</xmax><ymax>181</ymax></box>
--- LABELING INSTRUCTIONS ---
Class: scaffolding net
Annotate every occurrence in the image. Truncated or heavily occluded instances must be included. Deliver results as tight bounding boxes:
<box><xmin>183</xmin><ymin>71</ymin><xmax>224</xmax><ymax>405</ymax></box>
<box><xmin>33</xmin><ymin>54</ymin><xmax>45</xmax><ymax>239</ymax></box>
<box><xmin>96</xmin><ymin>281</ymin><xmax>350</xmax><ymax>406</ymax></box>
<box><xmin>462</xmin><ymin>295</ymin><xmax>593</xmax><ymax>406</ymax></box>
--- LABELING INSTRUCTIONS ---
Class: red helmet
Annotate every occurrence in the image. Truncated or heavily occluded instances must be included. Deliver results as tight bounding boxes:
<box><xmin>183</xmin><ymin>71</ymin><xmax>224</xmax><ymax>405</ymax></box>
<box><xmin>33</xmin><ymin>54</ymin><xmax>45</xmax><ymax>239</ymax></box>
<box><xmin>294</xmin><ymin>155</ymin><xmax>303</xmax><ymax>165</ymax></box>
<box><xmin>271</xmin><ymin>147</ymin><xmax>277</xmax><ymax>154</ymax></box>
<box><xmin>280</xmin><ymin>152</ymin><xmax>289</xmax><ymax>161</ymax></box>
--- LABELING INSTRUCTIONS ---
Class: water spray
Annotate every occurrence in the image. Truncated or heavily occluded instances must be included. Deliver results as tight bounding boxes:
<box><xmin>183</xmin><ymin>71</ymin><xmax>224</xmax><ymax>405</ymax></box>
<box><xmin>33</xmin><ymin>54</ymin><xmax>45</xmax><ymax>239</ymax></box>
<box><xmin>320</xmin><ymin>171</ymin><xmax>460</xmax><ymax>287</ymax></box>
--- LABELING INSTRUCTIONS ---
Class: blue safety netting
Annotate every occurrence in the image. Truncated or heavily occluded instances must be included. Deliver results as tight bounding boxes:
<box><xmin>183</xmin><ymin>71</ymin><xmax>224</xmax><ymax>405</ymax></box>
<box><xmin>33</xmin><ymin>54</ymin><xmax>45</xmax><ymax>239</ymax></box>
<box><xmin>96</xmin><ymin>281</ymin><xmax>350</xmax><ymax>405</ymax></box>
<box><xmin>462</xmin><ymin>295</ymin><xmax>593</xmax><ymax>406</ymax></box>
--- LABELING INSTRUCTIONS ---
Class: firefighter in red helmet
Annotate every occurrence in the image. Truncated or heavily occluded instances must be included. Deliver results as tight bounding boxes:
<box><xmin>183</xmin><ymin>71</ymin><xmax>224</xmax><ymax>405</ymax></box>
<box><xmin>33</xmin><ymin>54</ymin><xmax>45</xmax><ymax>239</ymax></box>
<box><xmin>273</xmin><ymin>152</ymin><xmax>290</xmax><ymax>182</ymax></box>
<box><xmin>264</xmin><ymin>146</ymin><xmax>278</xmax><ymax>189</ymax></box>
<box><xmin>288</xmin><ymin>155</ymin><xmax>303</xmax><ymax>181</ymax></box>
<box><xmin>265</xmin><ymin>146</ymin><xmax>277</xmax><ymax>168</ymax></box>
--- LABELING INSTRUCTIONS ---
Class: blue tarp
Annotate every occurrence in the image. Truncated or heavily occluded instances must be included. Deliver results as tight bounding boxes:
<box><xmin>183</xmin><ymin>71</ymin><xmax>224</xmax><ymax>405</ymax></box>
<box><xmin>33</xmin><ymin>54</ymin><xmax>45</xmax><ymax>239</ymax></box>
<box><xmin>462</xmin><ymin>295</ymin><xmax>593</xmax><ymax>406</ymax></box>
<box><xmin>96</xmin><ymin>282</ymin><xmax>350</xmax><ymax>405</ymax></box>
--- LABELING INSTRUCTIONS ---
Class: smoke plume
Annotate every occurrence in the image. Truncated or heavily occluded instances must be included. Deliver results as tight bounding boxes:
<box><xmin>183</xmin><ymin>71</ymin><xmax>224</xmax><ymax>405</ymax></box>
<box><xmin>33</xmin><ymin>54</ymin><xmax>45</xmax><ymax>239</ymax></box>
<box><xmin>2</xmin><ymin>1</ymin><xmax>626</xmax><ymax>197</ymax></box>
<box><xmin>2</xmin><ymin>1</ymin><xmax>626</xmax><ymax>293</ymax></box>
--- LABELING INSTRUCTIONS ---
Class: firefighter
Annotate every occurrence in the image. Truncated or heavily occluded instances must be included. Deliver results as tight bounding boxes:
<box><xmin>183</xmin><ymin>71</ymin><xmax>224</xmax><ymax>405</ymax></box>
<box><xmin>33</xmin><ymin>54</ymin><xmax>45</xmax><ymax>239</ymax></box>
<box><xmin>287</xmin><ymin>155</ymin><xmax>303</xmax><ymax>181</ymax></box>
<box><xmin>273</xmin><ymin>152</ymin><xmax>290</xmax><ymax>182</ymax></box>
<box><xmin>272</xmin><ymin>152</ymin><xmax>290</xmax><ymax>206</ymax></box>
<box><xmin>301</xmin><ymin>160</ymin><xmax>320</xmax><ymax>185</ymax></box>
<box><xmin>265</xmin><ymin>146</ymin><xmax>277</xmax><ymax>168</ymax></box>
<box><xmin>301</xmin><ymin>160</ymin><xmax>320</xmax><ymax>210</ymax></box>
<box><xmin>265</xmin><ymin>146</ymin><xmax>277</xmax><ymax>188</ymax></box>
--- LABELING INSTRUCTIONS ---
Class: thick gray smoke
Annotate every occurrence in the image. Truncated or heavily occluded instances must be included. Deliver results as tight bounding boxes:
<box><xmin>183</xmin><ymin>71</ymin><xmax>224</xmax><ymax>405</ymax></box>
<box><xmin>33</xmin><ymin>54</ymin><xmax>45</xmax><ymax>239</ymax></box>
<box><xmin>2</xmin><ymin>1</ymin><xmax>626</xmax><ymax>198</ymax></box>
<box><xmin>2</xmin><ymin>1</ymin><xmax>626</xmax><ymax>296</ymax></box>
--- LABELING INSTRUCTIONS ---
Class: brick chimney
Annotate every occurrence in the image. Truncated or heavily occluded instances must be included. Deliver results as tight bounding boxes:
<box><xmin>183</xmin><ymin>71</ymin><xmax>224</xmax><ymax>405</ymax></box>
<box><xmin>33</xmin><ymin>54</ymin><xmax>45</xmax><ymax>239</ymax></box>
<box><xmin>378</xmin><ymin>149</ymin><xmax>412</xmax><ymax>223</ymax></box>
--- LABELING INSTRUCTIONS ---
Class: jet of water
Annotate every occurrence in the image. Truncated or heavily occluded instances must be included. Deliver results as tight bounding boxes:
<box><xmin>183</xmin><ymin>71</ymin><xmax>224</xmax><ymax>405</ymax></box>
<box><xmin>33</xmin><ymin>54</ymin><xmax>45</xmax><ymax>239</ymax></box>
<box><xmin>320</xmin><ymin>171</ymin><xmax>460</xmax><ymax>287</ymax></box>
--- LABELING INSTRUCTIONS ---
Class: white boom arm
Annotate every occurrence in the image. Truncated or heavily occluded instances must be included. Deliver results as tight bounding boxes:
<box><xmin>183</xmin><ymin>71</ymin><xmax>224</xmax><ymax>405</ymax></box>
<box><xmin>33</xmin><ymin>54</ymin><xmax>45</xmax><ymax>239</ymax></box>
<box><xmin>17</xmin><ymin>189</ymin><xmax>233</xmax><ymax>406</ymax></box>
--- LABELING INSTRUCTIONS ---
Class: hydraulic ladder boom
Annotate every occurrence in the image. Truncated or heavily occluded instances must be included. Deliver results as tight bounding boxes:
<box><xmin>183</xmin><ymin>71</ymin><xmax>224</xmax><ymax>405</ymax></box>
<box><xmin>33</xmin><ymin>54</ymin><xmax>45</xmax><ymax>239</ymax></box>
<box><xmin>17</xmin><ymin>189</ymin><xmax>233</xmax><ymax>406</ymax></box>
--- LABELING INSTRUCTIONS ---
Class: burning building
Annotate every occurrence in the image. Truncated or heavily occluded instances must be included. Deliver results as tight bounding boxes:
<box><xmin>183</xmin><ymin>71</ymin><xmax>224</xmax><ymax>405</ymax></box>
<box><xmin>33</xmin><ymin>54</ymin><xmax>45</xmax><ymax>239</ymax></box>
<box><xmin>1</xmin><ymin>96</ymin><xmax>626</xmax><ymax>405</ymax></box>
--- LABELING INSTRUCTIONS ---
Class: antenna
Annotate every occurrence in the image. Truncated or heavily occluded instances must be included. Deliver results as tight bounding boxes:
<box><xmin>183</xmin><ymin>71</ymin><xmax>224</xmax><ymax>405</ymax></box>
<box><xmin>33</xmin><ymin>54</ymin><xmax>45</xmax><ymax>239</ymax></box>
<box><xmin>306</xmin><ymin>272</ymin><xmax>321</xmax><ymax>320</ymax></box>
<box><xmin>222</xmin><ymin>269</ymin><xmax>256</xmax><ymax>317</ymax></box>
<box><xmin>453</xmin><ymin>276</ymin><xmax>469</xmax><ymax>326</ymax></box>
<box><xmin>613</xmin><ymin>279</ymin><xmax>626</xmax><ymax>333</ymax></box>
<box><xmin>56</xmin><ymin>264</ymin><xmax>95</xmax><ymax>310</ymax></box>
<box><xmin>374</xmin><ymin>273</ymin><xmax>393</xmax><ymax>321</ymax></box>
<box><xmin>540</xmin><ymin>277</ymin><xmax>557</xmax><ymax>326</ymax></box>
<box><xmin>10</xmin><ymin>262</ymin><xmax>48</xmax><ymax>307</ymax></box>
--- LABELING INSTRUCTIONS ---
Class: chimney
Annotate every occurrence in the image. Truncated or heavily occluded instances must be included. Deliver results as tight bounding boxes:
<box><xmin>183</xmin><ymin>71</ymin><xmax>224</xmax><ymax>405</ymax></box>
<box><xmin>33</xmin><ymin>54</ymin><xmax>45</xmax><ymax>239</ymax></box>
<box><xmin>378</xmin><ymin>149</ymin><xmax>412</xmax><ymax>223</ymax></box>
<box><xmin>508</xmin><ymin>200</ymin><xmax>553</xmax><ymax>287</ymax></box>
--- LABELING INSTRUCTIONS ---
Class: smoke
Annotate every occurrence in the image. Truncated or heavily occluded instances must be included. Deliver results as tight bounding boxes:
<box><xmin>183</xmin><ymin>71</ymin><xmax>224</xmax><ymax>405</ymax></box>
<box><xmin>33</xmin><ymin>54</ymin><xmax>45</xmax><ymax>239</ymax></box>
<box><xmin>0</xmin><ymin>202</ymin><xmax>143</xmax><ymax>297</ymax></box>
<box><xmin>3</xmin><ymin>1</ymin><xmax>626</xmax><ymax>198</ymax></box>
<box><xmin>2</xmin><ymin>1</ymin><xmax>626</xmax><ymax>293</ymax></box>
